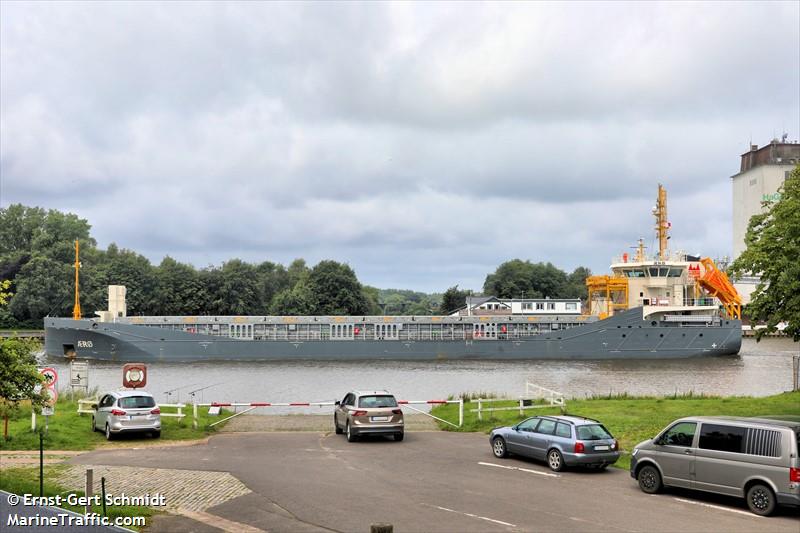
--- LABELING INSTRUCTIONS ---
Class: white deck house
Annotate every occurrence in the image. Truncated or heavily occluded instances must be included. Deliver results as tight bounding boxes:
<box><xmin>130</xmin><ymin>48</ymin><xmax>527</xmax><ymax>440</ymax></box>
<box><xmin>450</xmin><ymin>296</ymin><xmax>582</xmax><ymax>316</ymax></box>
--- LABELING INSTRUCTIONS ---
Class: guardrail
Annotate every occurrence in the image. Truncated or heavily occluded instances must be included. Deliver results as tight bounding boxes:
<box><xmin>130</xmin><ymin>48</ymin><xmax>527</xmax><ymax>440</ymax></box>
<box><xmin>192</xmin><ymin>399</ymin><xmax>464</xmax><ymax>429</ymax></box>
<box><xmin>77</xmin><ymin>399</ymin><xmax>186</xmax><ymax>418</ymax></box>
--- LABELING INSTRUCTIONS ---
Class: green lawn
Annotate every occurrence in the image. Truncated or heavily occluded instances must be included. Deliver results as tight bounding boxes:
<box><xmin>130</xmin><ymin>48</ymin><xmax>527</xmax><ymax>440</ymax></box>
<box><xmin>0</xmin><ymin>465</ymin><xmax>155</xmax><ymax>531</ymax></box>
<box><xmin>1</xmin><ymin>397</ymin><xmax>228</xmax><ymax>451</ymax></box>
<box><xmin>431</xmin><ymin>391</ymin><xmax>800</xmax><ymax>469</ymax></box>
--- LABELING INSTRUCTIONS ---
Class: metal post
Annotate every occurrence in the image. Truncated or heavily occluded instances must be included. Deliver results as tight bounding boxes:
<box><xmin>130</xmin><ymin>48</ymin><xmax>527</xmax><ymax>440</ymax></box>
<box><xmin>519</xmin><ymin>398</ymin><xmax>524</xmax><ymax>416</ymax></box>
<box><xmin>85</xmin><ymin>469</ymin><xmax>93</xmax><ymax>514</ymax></box>
<box><xmin>101</xmin><ymin>477</ymin><xmax>107</xmax><ymax>517</ymax></box>
<box><xmin>31</xmin><ymin>411</ymin><xmax>36</xmax><ymax>432</ymax></box>
<box><xmin>793</xmin><ymin>356</ymin><xmax>799</xmax><ymax>392</ymax></box>
<box><xmin>39</xmin><ymin>431</ymin><xmax>44</xmax><ymax>497</ymax></box>
<box><xmin>477</xmin><ymin>399</ymin><xmax>482</xmax><ymax>421</ymax></box>
<box><xmin>458</xmin><ymin>399</ymin><xmax>464</xmax><ymax>427</ymax></box>
<box><xmin>192</xmin><ymin>402</ymin><xmax>198</xmax><ymax>430</ymax></box>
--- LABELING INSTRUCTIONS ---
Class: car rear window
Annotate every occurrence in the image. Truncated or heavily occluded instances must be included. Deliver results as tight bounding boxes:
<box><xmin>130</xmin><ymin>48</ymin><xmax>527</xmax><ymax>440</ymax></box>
<box><xmin>118</xmin><ymin>396</ymin><xmax>156</xmax><ymax>409</ymax></box>
<box><xmin>358</xmin><ymin>395</ymin><xmax>397</xmax><ymax>408</ymax></box>
<box><xmin>577</xmin><ymin>424</ymin><xmax>612</xmax><ymax>440</ymax></box>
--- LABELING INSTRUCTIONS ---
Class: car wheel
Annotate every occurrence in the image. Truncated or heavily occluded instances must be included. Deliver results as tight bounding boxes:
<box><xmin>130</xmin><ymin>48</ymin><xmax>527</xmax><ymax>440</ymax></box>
<box><xmin>547</xmin><ymin>448</ymin><xmax>565</xmax><ymax>472</ymax></box>
<box><xmin>152</xmin><ymin>430</ymin><xmax>161</xmax><ymax>439</ymax></box>
<box><xmin>746</xmin><ymin>483</ymin><xmax>776</xmax><ymax>516</ymax></box>
<box><xmin>637</xmin><ymin>465</ymin><xmax>662</xmax><ymax>494</ymax></box>
<box><xmin>345</xmin><ymin>421</ymin><xmax>357</xmax><ymax>442</ymax></box>
<box><xmin>394</xmin><ymin>432</ymin><xmax>404</xmax><ymax>442</ymax></box>
<box><xmin>105</xmin><ymin>424</ymin><xmax>114</xmax><ymax>441</ymax></box>
<box><xmin>492</xmin><ymin>437</ymin><xmax>508</xmax><ymax>458</ymax></box>
<box><xmin>334</xmin><ymin>415</ymin><xmax>343</xmax><ymax>434</ymax></box>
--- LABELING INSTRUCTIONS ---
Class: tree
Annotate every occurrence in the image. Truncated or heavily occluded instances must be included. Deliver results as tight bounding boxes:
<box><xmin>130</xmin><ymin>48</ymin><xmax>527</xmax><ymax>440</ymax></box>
<box><xmin>439</xmin><ymin>285</ymin><xmax>469</xmax><ymax>314</ymax></box>
<box><xmin>154</xmin><ymin>257</ymin><xmax>204</xmax><ymax>315</ymax></box>
<box><xmin>730</xmin><ymin>166</ymin><xmax>800</xmax><ymax>340</ymax></box>
<box><xmin>270</xmin><ymin>284</ymin><xmax>315</xmax><ymax>315</ymax></box>
<box><xmin>0</xmin><ymin>338</ymin><xmax>46</xmax><ymax>439</ymax></box>
<box><xmin>483</xmin><ymin>260</ymin><xmax>569</xmax><ymax>299</ymax></box>
<box><xmin>307</xmin><ymin>260</ymin><xmax>369</xmax><ymax>315</ymax></box>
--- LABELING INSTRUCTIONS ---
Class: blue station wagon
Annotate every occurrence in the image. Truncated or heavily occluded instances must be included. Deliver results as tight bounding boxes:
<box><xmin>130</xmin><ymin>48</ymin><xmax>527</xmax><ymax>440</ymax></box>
<box><xmin>490</xmin><ymin>415</ymin><xmax>620</xmax><ymax>471</ymax></box>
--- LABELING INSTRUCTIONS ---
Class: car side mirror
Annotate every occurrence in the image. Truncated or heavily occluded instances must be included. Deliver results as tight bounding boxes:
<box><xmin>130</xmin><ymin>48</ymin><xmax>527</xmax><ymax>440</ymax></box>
<box><xmin>335</xmin><ymin>401</ymin><xmax>340</xmax><ymax>406</ymax></box>
<box><xmin>91</xmin><ymin>403</ymin><xmax>98</xmax><ymax>410</ymax></box>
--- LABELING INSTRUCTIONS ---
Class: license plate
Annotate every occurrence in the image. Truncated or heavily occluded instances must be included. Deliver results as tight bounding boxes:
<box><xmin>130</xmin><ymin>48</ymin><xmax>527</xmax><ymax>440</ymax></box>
<box><xmin>594</xmin><ymin>445</ymin><xmax>610</xmax><ymax>451</ymax></box>
<box><xmin>371</xmin><ymin>416</ymin><xmax>389</xmax><ymax>422</ymax></box>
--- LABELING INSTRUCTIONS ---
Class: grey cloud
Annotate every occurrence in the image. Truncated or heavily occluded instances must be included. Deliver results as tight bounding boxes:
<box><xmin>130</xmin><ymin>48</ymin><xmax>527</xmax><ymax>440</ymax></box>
<box><xmin>1</xmin><ymin>1</ymin><xmax>797</xmax><ymax>292</ymax></box>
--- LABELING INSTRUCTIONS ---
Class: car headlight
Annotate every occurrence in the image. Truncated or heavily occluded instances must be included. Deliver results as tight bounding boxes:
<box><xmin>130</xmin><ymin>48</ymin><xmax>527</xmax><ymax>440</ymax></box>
<box><xmin>631</xmin><ymin>448</ymin><xmax>639</xmax><ymax>457</ymax></box>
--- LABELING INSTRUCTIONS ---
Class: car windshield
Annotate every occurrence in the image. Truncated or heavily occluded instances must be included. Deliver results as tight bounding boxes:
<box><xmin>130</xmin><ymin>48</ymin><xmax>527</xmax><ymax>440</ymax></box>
<box><xmin>577</xmin><ymin>424</ymin><xmax>612</xmax><ymax>440</ymax></box>
<box><xmin>358</xmin><ymin>395</ymin><xmax>397</xmax><ymax>408</ymax></box>
<box><xmin>118</xmin><ymin>396</ymin><xmax>156</xmax><ymax>409</ymax></box>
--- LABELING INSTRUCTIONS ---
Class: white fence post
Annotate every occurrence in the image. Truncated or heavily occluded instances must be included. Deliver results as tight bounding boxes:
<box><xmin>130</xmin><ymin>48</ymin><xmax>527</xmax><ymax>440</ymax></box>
<box><xmin>519</xmin><ymin>398</ymin><xmax>524</xmax><ymax>416</ymax></box>
<box><xmin>459</xmin><ymin>398</ymin><xmax>464</xmax><ymax>427</ymax></box>
<box><xmin>477</xmin><ymin>399</ymin><xmax>483</xmax><ymax>421</ymax></box>
<box><xmin>192</xmin><ymin>402</ymin><xmax>198</xmax><ymax>430</ymax></box>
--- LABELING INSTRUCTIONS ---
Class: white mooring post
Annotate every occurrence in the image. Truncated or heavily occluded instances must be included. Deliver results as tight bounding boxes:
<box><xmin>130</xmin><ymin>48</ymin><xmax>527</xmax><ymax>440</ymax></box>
<box><xmin>192</xmin><ymin>402</ymin><xmax>198</xmax><ymax>430</ymax></box>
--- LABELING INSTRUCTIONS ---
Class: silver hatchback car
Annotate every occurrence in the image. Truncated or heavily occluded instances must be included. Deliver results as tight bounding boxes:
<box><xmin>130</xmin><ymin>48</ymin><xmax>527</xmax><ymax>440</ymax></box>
<box><xmin>92</xmin><ymin>390</ymin><xmax>161</xmax><ymax>440</ymax></box>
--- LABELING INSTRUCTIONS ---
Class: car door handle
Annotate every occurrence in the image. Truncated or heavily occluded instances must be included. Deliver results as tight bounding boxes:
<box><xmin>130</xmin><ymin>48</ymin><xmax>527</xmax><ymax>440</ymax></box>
<box><xmin>684</xmin><ymin>449</ymin><xmax>693</xmax><ymax>455</ymax></box>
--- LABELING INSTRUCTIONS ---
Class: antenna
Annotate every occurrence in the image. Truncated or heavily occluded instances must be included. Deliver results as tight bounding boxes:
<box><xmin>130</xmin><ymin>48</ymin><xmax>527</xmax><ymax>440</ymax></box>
<box><xmin>73</xmin><ymin>240</ymin><xmax>81</xmax><ymax>320</ymax></box>
<box><xmin>653</xmin><ymin>185</ymin><xmax>669</xmax><ymax>260</ymax></box>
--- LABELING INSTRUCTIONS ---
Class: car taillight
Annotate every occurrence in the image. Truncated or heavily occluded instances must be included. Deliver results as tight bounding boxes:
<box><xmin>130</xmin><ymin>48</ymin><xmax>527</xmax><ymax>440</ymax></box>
<box><xmin>353</xmin><ymin>410</ymin><xmax>367</xmax><ymax>416</ymax></box>
<box><xmin>574</xmin><ymin>441</ymin><xmax>585</xmax><ymax>453</ymax></box>
<box><xmin>150</xmin><ymin>408</ymin><xmax>161</xmax><ymax>415</ymax></box>
<box><xmin>790</xmin><ymin>467</ymin><xmax>800</xmax><ymax>482</ymax></box>
<box><xmin>392</xmin><ymin>409</ymin><xmax>402</xmax><ymax>415</ymax></box>
<box><xmin>612</xmin><ymin>439</ymin><xmax>618</xmax><ymax>450</ymax></box>
<box><xmin>110</xmin><ymin>409</ymin><xmax>127</xmax><ymax>416</ymax></box>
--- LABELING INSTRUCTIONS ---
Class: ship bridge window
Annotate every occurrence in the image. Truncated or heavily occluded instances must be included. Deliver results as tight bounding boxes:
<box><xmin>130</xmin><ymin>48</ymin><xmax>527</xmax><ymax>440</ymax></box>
<box><xmin>625</xmin><ymin>270</ymin><xmax>645</xmax><ymax>278</ymax></box>
<box><xmin>536</xmin><ymin>303</ymin><xmax>544</xmax><ymax>310</ymax></box>
<box><xmin>667</xmin><ymin>268</ymin><xmax>683</xmax><ymax>277</ymax></box>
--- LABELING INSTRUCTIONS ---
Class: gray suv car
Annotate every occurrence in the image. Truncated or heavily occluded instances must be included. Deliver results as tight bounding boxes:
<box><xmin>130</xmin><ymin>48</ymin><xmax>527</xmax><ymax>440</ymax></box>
<box><xmin>490</xmin><ymin>415</ymin><xmax>620</xmax><ymax>471</ymax></box>
<box><xmin>631</xmin><ymin>416</ymin><xmax>800</xmax><ymax>516</ymax></box>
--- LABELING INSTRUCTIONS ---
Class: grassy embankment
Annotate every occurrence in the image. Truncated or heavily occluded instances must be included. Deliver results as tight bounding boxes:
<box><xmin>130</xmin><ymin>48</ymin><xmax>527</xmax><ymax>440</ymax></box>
<box><xmin>0</xmin><ymin>465</ymin><xmax>155</xmax><ymax>531</ymax></box>
<box><xmin>1</xmin><ymin>395</ymin><xmax>228</xmax><ymax>451</ymax></box>
<box><xmin>1</xmin><ymin>397</ymin><xmax>230</xmax><ymax>529</ymax></box>
<box><xmin>431</xmin><ymin>391</ymin><xmax>800</xmax><ymax>469</ymax></box>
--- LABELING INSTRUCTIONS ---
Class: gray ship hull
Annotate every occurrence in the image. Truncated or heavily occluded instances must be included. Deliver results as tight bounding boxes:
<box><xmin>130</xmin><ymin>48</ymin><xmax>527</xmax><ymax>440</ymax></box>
<box><xmin>44</xmin><ymin>308</ymin><xmax>742</xmax><ymax>362</ymax></box>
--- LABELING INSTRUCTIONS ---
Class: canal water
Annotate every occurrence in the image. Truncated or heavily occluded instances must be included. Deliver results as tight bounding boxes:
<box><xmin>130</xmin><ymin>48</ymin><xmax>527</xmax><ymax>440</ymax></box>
<box><xmin>40</xmin><ymin>338</ymin><xmax>798</xmax><ymax>410</ymax></box>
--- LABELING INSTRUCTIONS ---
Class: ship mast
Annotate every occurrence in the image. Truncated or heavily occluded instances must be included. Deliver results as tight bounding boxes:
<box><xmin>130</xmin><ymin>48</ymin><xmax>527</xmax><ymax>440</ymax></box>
<box><xmin>653</xmin><ymin>184</ymin><xmax>669</xmax><ymax>260</ymax></box>
<box><xmin>73</xmin><ymin>240</ymin><xmax>81</xmax><ymax>320</ymax></box>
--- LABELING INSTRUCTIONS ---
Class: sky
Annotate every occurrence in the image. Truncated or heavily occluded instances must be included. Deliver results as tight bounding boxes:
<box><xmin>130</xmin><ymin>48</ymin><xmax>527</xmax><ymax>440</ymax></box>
<box><xmin>1</xmin><ymin>1</ymin><xmax>798</xmax><ymax>293</ymax></box>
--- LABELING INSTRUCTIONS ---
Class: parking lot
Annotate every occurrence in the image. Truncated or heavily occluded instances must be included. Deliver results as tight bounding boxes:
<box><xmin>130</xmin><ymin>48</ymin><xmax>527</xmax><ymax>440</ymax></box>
<box><xmin>69</xmin><ymin>431</ymin><xmax>799</xmax><ymax>532</ymax></box>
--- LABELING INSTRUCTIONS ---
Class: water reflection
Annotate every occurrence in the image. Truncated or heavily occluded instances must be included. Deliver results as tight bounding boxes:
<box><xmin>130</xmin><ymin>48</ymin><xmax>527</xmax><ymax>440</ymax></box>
<box><xmin>42</xmin><ymin>338</ymin><xmax>798</xmax><ymax>410</ymax></box>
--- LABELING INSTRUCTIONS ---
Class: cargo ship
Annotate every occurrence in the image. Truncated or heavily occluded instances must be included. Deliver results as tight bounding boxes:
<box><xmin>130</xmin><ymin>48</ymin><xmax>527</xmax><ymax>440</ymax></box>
<box><xmin>44</xmin><ymin>186</ymin><xmax>742</xmax><ymax>362</ymax></box>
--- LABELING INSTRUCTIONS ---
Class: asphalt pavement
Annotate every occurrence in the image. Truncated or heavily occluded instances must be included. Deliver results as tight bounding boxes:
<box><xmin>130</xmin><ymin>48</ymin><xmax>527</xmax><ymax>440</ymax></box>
<box><xmin>68</xmin><ymin>431</ymin><xmax>800</xmax><ymax>532</ymax></box>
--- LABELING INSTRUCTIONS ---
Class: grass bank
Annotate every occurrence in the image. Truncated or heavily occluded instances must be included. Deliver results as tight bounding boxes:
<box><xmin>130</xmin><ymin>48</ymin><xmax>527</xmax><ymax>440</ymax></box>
<box><xmin>0</xmin><ymin>465</ymin><xmax>154</xmax><ymax>531</ymax></box>
<box><xmin>1</xmin><ymin>397</ymin><xmax>228</xmax><ymax>451</ymax></box>
<box><xmin>431</xmin><ymin>391</ymin><xmax>800</xmax><ymax>469</ymax></box>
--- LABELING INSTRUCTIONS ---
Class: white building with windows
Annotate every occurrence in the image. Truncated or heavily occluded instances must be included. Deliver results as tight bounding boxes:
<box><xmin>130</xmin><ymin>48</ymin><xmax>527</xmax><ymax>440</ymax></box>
<box><xmin>731</xmin><ymin>137</ymin><xmax>800</xmax><ymax>303</ymax></box>
<box><xmin>450</xmin><ymin>296</ymin><xmax>582</xmax><ymax>316</ymax></box>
